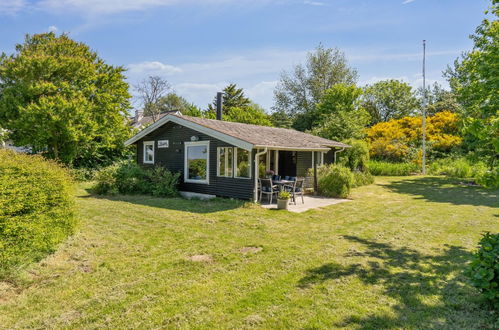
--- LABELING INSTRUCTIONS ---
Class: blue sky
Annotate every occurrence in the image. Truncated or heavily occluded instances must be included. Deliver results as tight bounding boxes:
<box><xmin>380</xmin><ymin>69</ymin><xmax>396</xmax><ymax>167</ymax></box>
<box><xmin>0</xmin><ymin>0</ymin><xmax>489</xmax><ymax>111</ymax></box>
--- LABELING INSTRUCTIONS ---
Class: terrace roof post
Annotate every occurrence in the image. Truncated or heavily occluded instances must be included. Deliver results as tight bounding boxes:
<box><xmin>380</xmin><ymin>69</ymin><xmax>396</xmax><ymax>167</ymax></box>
<box><xmin>254</xmin><ymin>147</ymin><xmax>268</xmax><ymax>203</ymax></box>
<box><xmin>313</xmin><ymin>151</ymin><xmax>318</xmax><ymax>196</ymax></box>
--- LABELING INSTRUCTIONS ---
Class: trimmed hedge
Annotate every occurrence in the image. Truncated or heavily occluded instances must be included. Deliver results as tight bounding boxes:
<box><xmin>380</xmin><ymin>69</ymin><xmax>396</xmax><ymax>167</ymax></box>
<box><xmin>0</xmin><ymin>150</ymin><xmax>76</xmax><ymax>279</ymax></box>
<box><xmin>94</xmin><ymin>161</ymin><xmax>180</xmax><ymax>197</ymax></box>
<box><xmin>368</xmin><ymin>160</ymin><xmax>420</xmax><ymax>176</ymax></box>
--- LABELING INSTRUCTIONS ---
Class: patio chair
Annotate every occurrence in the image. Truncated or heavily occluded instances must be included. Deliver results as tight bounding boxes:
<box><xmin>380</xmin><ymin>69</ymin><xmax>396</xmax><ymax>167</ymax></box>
<box><xmin>284</xmin><ymin>178</ymin><xmax>304</xmax><ymax>205</ymax></box>
<box><xmin>272</xmin><ymin>174</ymin><xmax>281</xmax><ymax>182</ymax></box>
<box><xmin>258</xmin><ymin>178</ymin><xmax>278</xmax><ymax>204</ymax></box>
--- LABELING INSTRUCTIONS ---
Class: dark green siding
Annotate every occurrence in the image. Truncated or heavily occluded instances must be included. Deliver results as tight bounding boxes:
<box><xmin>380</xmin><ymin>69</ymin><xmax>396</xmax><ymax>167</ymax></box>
<box><xmin>136</xmin><ymin>122</ymin><xmax>255</xmax><ymax>199</ymax></box>
<box><xmin>296</xmin><ymin>151</ymin><xmax>313</xmax><ymax>177</ymax></box>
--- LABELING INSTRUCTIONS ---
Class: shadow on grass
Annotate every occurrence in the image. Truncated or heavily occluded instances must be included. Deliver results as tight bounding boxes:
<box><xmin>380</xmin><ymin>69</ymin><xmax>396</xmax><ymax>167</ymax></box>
<box><xmin>81</xmin><ymin>188</ymin><xmax>248</xmax><ymax>214</ymax></box>
<box><xmin>298</xmin><ymin>235</ymin><xmax>495</xmax><ymax>329</ymax></box>
<box><xmin>384</xmin><ymin>176</ymin><xmax>499</xmax><ymax>207</ymax></box>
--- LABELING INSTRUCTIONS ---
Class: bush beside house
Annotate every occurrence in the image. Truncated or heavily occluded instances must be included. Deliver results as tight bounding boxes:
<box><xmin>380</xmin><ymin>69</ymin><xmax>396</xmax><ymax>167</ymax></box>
<box><xmin>315</xmin><ymin>164</ymin><xmax>354</xmax><ymax>198</ymax></box>
<box><xmin>0</xmin><ymin>150</ymin><xmax>76</xmax><ymax>280</ymax></box>
<box><xmin>94</xmin><ymin>162</ymin><xmax>180</xmax><ymax>197</ymax></box>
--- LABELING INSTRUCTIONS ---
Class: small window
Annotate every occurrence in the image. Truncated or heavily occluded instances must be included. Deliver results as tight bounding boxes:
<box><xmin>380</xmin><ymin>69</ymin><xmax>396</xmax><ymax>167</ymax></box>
<box><xmin>185</xmin><ymin>141</ymin><xmax>209</xmax><ymax>184</ymax></box>
<box><xmin>217</xmin><ymin>147</ymin><xmax>233</xmax><ymax>177</ymax></box>
<box><xmin>143</xmin><ymin>141</ymin><xmax>154</xmax><ymax>164</ymax></box>
<box><xmin>235</xmin><ymin>148</ymin><xmax>251</xmax><ymax>179</ymax></box>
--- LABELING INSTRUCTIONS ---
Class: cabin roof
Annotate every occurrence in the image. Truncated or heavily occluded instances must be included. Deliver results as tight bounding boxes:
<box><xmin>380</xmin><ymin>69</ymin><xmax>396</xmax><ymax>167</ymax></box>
<box><xmin>125</xmin><ymin>114</ymin><xmax>350</xmax><ymax>151</ymax></box>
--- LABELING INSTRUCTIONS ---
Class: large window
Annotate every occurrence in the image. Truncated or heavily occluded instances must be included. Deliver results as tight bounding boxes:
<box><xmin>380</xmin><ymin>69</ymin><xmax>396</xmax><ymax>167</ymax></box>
<box><xmin>143</xmin><ymin>141</ymin><xmax>154</xmax><ymax>164</ymax></box>
<box><xmin>217</xmin><ymin>147</ymin><xmax>233</xmax><ymax>177</ymax></box>
<box><xmin>235</xmin><ymin>148</ymin><xmax>251</xmax><ymax>178</ymax></box>
<box><xmin>184</xmin><ymin>141</ymin><xmax>209</xmax><ymax>184</ymax></box>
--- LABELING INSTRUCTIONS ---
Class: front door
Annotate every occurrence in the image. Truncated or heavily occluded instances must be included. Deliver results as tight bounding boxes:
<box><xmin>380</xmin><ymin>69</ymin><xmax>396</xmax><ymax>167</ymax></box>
<box><xmin>278</xmin><ymin>151</ymin><xmax>297</xmax><ymax>177</ymax></box>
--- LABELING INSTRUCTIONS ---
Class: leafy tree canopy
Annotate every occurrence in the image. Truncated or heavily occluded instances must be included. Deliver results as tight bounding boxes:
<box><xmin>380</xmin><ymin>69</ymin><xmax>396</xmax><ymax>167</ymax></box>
<box><xmin>445</xmin><ymin>0</ymin><xmax>499</xmax><ymax>166</ymax></box>
<box><xmin>157</xmin><ymin>92</ymin><xmax>202</xmax><ymax>117</ymax></box>
<box><xmin>0</xmin><ymin>33</ymin><xmax>132</xmax><ymax>167</ymax></box>
<box><xmin>205</xmin><ymin>84</ymin><xmax>272</xmax><ymax>126</ymax></box>
<box><xmin>310</xmin><ymin>84</ymin><xmax>370</xmax><ymax>141</ymax></box>
<box><xmin>273</xmin><ymin>44</ymin><xmax>358</xmax><ymax>130</ymax></box>
<box><xmin>416</xmin><ymin>82</ymin><xmax>461</xmax><ymax>115</ymax></box>
<box><xmin>207</xmin><ymin>83</ymin><xmax>251</xmax><ymax>113</ymax></box>
<box><xmin>362</xmin><ymin>79</ymin><xmax>419</xmax><ymax>125</ymax></box>
<box><xmin>269</xmin><ymin>110</ymin><xmax>293</xmax><ymax>128</ymax></box>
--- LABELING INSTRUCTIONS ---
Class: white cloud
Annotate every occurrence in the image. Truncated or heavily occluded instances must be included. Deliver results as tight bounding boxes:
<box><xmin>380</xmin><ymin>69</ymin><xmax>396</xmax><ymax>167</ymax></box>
<box><xmin>0</xmin><ymin>0</ymin><xmax>26</xmax><ymax>15</ymax></box>
<box><xmin>127</xmin><ymin>61</ymin><xmax>182</xmax><ymax>75</ymax></box>
<box><xmin>48</xmin><ymin>25</ymin><xmax>58</xmax><ymax>33</ymax></box>
<box><xmin>303</xmin><ymin>0</ymin><xmax>327</xmax><ymax>6</ymax></box>
<box><xmin>402</xmin><ymin>0</ymin><xmax>416</xmax><ymax>4</ymax></box>
<box><xmin>125</xmin><ymin>47</ymin><xmax>457</xmax><ymax>110</ymax></box>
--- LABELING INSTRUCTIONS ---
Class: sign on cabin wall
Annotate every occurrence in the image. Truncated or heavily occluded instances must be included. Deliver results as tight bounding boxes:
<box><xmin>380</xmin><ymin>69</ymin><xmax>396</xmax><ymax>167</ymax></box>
<box><xmin>157</xmin><ymin>140</ymin><xmax>169</xmax><ymax>148</ymax></box>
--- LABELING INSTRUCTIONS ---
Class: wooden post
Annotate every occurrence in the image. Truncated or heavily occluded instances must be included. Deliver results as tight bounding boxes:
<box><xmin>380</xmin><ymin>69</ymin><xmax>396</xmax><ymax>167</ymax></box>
<box><xmin>313</xmin><ymin>151</ymin><xmax>318</xmax><ymax>195</ymax></box>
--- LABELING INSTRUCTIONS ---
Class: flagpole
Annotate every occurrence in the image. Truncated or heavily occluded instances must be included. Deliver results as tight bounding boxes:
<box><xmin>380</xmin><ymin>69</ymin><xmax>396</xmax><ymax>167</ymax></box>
<box><xmin>422</xmin><ymin>40</ymin><xmax>427</xmax><ymax>175</ymax></box>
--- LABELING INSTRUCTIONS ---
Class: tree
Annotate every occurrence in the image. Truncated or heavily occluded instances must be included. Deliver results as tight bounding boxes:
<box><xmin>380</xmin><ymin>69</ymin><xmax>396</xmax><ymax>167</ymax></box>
<box><xmin>135</xmin><ymin>76</ymin><xmax>171</xmax><ymax>123</ymax></box>
<box><xmin>445</xmin><ymin>0</ymin><xmax>498</xmax><ymax>166</ymax></box>
<box><xmin>207</xmin><ymin>83</ymin><xmax>251</xmax><ymax>113</ymax></box>
<box><xmin>310</xmin><ymin>84</ymin><xmax>370</xmax><ymax>141</ymax></box>
<box><xmin>156</xmin><ymin>93</ymin><xmax>202</xmax><ymax>117</ymax></box>
<box><xmin>269</xmin><ymin>110</ymin><xmax>293</xmax><ymax>128</ymax></box>
<box><xmin>0</xmin><ymin>33</ymin><xmax>132</xmax><ymax>167</ymax></box>
<box><xmin>416</xmin><ymin>82</ymin><xmax>461</xmax><ymax>115</ymax></box>
<box><xmin>273</xmin><ymin>44</ymin><xmax>358</xmax><ymax>130</ymax></box>
<box><xmin>205</xmin><ymin>84</ymin><xmax>272</xmax><ymax>126</ymax></box>
<box><xmin>362</xmin><ymin>79</ymin><xmax>419</xmax><ymax>125</ymax></box>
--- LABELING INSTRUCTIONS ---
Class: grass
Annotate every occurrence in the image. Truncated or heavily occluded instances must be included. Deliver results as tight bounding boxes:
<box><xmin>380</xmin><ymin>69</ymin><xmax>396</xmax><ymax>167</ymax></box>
<box><xmin>0</xmin><ymin>176</ymin><xmax>498</xmax><ymax>329</ymax></box>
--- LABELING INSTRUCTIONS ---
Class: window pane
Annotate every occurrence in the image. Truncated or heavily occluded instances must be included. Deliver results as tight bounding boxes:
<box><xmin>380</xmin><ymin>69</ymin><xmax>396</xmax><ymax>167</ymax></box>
<box><xmin>187</xmin><ymin>145</ymin><xmax>207</xmax><ymax>180</ymax></box>
<box><xmin>145</xmin><ymin>144</ymin><xmax>154</xmax><ymax>162</ymax></box>
<box><xmin>219</xmin><ymin>147</ymin><xmax>226</xmax><ymax>176</ymax></box>
<box><xmin>258</xmin><ymin>152</ymin><xmax>266</xmax><ymax>178</ymax></box>
<box><xmin>226</xmin><ymin>148</ymin><xmax>233</xmax><ymax>177</ymax></box>
<box><xmin>236</xmin><ymin>148</ymin><xmax>250</xmax><ymax>178</ymax></box>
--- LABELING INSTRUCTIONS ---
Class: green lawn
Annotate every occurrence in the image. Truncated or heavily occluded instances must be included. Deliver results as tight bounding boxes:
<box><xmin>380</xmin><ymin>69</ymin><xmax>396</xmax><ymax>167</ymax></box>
<box><xmin>1</xmin><ymin>176</ymin><xmax>498</xmax><ymax>329</ymax></box>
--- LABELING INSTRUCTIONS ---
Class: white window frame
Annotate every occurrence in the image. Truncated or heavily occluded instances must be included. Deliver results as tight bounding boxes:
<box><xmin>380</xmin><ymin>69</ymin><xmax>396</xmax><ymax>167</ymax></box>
<box><xmin>143</xmin><ymin>141</ymin><xmax>155</xmax><ymax>164</ymax></box>
<box><xmin>184</xmin><ymin>141</ymin><xmax>210</xmax><ymax>184</ymax></box>
<box><xmin>217</xmin><ymin>147</ymin><xmax>233</xmax><ymax>177</ymax></box>
<box><xmin>234</xmin><ymin>147</ymin><xmax>252</xmax><ymax>179</ymax></box>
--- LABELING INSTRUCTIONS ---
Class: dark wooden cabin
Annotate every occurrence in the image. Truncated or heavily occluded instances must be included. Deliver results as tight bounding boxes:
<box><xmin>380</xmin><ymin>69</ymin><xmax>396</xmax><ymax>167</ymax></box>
<box><xmin>125</xmin><ymin>114</ymin><xmax>349</xmax><ymax>201</ymax></box>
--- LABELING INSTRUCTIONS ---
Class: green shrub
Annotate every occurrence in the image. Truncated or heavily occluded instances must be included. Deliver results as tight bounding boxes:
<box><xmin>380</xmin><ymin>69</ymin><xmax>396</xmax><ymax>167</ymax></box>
<box><xmin>339</xmin><ymin>139</ymin><xmax>370</xmax><ymax>172</ymax></box>
<box><xmin>0</xmin><ymin>150</ymin><xmax>76</xmax><ymax>280</ymax></box>
<box><xmin>477</xmin><ymin>168</ymin><xmax>499</xmax><ymax>189</ymax></box>
<box><xmin>352</xmin><ymin>171</ymin><xmax>374</xmax><ymax>187</ymax></box>
<box><xmin>429</xmin><ymin>157</ymin><xmax>487</xmax><ymax>179</ymax></box>
<box><xmin>368</xmin><ymin>160</ymin><xmax>420</xmax><ymax>176</ymax></box>
<box><xmin>71</xmin><ymin>167</ymin><xmax>99</xmax><ymax>182</ymax></box>
<box><xmin>93</xmin><ymin>164</ymin><xmax>120</xmax><ymax>195</ymax></box>
<box><xmin>316</xmin><ymin>164</ymin><xmax>354</xmax><ymax>198</ymax></box>
<box><xmin>467</xmin><ymin>232</ymin><xmax>499</xmax><ymax>309</ymax></box>
<box><xmin>94</xmin><ymin>162</ymin><xmax>180</xmax><ymax>197</ymax></box>
<box><xmin>146</xmin><ymin>166</ymin><xmax>181</xmax><ymax>197</ymax></box>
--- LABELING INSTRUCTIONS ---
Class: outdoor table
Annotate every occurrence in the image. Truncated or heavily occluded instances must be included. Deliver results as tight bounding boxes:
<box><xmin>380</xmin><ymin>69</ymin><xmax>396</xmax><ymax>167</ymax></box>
<box><xmin>272</xmin><ymin>180</ymin><xmax>294</xmax><ymax>191</ymax></box>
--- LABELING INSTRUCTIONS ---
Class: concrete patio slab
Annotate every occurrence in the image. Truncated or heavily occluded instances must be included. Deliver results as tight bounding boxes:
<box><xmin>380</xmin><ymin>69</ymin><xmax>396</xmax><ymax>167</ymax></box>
<box><xmin>260</xmin><ymin>195</ymin><xmax>351</xmax><ymax>213</ymax></box>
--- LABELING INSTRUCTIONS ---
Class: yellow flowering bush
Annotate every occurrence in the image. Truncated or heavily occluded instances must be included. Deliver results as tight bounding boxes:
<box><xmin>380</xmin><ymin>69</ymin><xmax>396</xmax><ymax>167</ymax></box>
<box><xmin>367</xmin><ymin>111</ymin><xmax>462</xmax><ymax>161</ymax></box>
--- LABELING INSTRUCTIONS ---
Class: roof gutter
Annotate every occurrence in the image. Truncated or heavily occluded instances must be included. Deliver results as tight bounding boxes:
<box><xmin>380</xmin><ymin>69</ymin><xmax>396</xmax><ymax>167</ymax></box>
<box><xmin>253</xmin><ymin>148</ymin><xmax>267</xmax><ymax>203</ymax></box>
<box><xmin>253</xmin><ymin>145</ymin><xmax>330</xmax><ymax>152</ymax></box>
<box><xmin>334</xmin><ymin>147</ymin><xmax>346</xmax><ymax>163</ymax></box>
